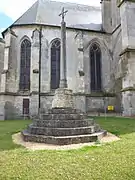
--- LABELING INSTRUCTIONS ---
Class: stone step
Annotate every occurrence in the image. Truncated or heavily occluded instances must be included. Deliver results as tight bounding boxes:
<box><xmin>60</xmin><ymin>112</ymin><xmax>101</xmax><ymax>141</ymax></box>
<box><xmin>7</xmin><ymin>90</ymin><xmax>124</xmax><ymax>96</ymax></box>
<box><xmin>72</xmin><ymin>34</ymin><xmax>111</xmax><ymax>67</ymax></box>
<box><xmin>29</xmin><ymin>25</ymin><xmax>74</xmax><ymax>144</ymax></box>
<box><xmin>28</xmin><ymin>125</ymin><xmax>98</xmax><ymax>136</ymax></box>
<box><xmin>33</xmin><ymin>119</ymin><xmax>95</xmax><ymax>128</ymax></box>
<box><xmin>41</xmin><ymin>114</ymin><xmax>86</xmax><ymax>120</ymax></box>
<box><xmin>48</xmin><ymin>108</ymin><xmax>83</xmax><ymax>114</ymax></box>
<box><xmin>22</xmin><ymin>130</ymin><xmax>107</xmax><ymax>145</ymax></box>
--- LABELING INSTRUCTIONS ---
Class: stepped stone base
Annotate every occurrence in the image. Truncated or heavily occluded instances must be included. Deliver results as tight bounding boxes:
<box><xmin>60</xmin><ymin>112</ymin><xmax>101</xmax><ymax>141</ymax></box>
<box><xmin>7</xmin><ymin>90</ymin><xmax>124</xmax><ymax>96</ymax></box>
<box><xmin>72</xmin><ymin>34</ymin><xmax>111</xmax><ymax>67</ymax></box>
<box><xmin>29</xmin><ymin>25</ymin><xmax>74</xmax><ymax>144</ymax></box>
<box><xmin>22</xmin><ymin>131</ymin><xmax>106</xmax><ymax>145</ymax></box>
<box><xmin>22</xmin><ymin>108</ymin><xmax>107</xmax><ymax>145</ymax></box>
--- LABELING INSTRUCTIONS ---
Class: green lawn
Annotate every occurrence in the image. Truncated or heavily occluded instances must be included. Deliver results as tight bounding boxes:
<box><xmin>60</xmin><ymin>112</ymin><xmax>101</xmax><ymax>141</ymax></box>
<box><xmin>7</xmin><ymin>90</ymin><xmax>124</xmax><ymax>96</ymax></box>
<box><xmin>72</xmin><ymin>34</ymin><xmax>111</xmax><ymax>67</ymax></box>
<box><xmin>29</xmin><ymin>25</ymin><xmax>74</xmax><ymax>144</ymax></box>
<box><xmin>0</xmin><ymin>117</ymin><xmax>135</xmax><ymax>180</ymax></box>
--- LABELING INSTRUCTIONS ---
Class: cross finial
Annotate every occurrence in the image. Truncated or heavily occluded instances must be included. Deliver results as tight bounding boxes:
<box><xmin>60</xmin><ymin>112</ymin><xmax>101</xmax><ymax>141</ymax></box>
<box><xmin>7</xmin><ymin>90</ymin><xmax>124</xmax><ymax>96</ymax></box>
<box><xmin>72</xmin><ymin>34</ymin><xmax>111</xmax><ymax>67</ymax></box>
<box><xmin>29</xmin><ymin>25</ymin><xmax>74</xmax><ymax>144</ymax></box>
<box><xmin>59</xmin><ymin>7</ymin><xmax>68</xmax><ymax>22</ymax></box>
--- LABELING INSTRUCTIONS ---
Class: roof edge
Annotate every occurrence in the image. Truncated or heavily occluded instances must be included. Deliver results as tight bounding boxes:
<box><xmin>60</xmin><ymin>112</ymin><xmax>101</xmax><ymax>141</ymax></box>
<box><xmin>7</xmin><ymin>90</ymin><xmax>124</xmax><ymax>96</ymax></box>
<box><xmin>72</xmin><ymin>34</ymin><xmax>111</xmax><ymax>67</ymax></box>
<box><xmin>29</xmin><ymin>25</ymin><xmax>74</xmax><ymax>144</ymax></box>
<box><xmin>2</xmin><ymin>23</ymin><xmax>107</xmax><ymax>38</ymax></box>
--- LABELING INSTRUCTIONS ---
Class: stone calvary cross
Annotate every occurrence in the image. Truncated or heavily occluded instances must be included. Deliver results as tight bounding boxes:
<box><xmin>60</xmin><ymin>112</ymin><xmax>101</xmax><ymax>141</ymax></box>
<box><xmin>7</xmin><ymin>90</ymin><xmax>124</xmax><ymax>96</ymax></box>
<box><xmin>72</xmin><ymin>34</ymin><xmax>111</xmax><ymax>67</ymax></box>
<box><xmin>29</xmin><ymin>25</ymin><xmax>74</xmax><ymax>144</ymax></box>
<box><xmin>59</xmin><ymin>7</ymin><xmax>68</xmax><ymax>88</ymax></box>
<box><xmin>59</xmin><ymin>7</ymin><xmax>68</xmax><ymax>22</ymax></box>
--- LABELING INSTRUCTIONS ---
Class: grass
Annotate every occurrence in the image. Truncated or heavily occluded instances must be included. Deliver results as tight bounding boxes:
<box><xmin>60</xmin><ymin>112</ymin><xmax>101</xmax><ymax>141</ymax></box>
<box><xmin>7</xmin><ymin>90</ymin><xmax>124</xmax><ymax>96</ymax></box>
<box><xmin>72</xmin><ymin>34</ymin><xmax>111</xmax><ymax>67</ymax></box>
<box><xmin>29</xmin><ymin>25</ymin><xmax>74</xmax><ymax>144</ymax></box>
<box><xmin>0</xmin><ymin>117</ymin><xmax>135</xmax><ymax>179</ymax></box>
<box><xmin>0</xmin><ymin>120</ymin><xmax>31</xmax><ymax>151</ymax></box>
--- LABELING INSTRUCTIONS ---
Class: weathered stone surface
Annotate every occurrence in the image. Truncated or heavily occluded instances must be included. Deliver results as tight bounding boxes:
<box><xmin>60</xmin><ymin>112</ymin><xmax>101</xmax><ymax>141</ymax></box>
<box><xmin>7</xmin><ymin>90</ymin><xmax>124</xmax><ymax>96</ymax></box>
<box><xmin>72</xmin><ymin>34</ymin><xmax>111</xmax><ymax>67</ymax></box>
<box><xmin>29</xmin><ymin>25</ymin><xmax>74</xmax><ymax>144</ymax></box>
<box><xmin>22</xmin><ymin>130</ymin><xmax>107</xmax><ymax>145</ymax></box>
<box><xmin>48</xmin><ymin>108</ymin><xmax>82</xmax><ymax>114</ymax></box>
<box><xmin>33</xmin><ymin>119</ymin><xmax>94</xmax><ymax>128</ymax></box>
<box><xmin>41</xmin><ymin>113</ymin><xmax>86</xmax><ymax>120</ymax></box>
<box><xmin>22</xmin><ymin>107</ymin><xmax>106</xmax><ymax>145</ymax></box>
<box><xmin>0</xmin><ymin>0</ymin><xmax>130</xmax><ymax>119</ymax></box>
<box><xmin>52</xmin><ymin>89</ymin><xmax>74</xmax><ymax>108</ymax></box>
<box><xmin>28</xmin><ymin>125</ymin><xmax>97</xmax><ymax>136</ymax></box>
<box><xmin>119</xmin><ymin>1</ymin><xmax>135</xmax><ymax>116</ymax></box>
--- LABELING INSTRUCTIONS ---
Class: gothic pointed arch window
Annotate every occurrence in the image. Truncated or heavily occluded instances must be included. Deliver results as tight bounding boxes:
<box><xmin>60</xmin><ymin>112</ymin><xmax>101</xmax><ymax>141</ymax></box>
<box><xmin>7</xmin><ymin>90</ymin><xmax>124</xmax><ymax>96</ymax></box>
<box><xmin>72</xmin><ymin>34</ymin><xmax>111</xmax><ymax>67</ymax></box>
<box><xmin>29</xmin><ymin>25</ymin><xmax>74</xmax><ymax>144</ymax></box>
<box><xmin>90</xmin><ymin>43</ymin><xmax>102</xmax><ymax>92</ymax></box>
<box><xmin>51</xmin><ymin>39</ymin><xmax>61</xmax><ymax>89</ymax></box>
<box><xmin>19</xmin><ymin>38</ymin><xmax>31</xmax><ymax>90</ymax></box>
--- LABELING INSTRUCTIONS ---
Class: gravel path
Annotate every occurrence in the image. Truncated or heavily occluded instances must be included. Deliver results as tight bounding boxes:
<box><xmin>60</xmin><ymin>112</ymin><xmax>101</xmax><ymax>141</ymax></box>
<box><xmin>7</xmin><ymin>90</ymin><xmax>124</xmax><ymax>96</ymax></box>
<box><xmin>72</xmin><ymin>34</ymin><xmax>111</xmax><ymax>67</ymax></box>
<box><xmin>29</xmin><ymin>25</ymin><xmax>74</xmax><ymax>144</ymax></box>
<box><xmin>12</xmin><ymin>132</ymin><xmax>120</xmax><ymax>151</ymax></box>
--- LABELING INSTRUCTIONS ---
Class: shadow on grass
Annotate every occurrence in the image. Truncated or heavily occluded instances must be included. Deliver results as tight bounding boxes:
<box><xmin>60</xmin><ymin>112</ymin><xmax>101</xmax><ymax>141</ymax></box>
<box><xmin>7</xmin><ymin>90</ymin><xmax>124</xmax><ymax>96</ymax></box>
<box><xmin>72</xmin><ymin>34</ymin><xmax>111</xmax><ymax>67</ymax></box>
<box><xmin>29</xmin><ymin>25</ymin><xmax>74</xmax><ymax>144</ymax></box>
<box><xmin>0</xmin><ymin>120</ymin><xmax>31</xmax><ymax>151</ymax></box>
<box><xmin>90</xmin><ymin>116</ymin><xmax>135</xmax><ymax>136</ymax></box>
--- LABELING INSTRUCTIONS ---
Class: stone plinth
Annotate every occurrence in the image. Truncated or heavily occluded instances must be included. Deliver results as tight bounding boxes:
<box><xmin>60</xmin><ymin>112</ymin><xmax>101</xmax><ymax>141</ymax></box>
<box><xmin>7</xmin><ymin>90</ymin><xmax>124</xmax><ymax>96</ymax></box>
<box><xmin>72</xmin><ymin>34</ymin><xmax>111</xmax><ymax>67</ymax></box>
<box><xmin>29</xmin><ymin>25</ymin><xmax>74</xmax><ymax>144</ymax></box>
<box><xmin>22</xmin><ymin>107</ymin><xmax>107</xmax><ymax>145</ymax></box>
<box><xmin>52</xmin><ymin>88</ymin><xmax>74</xmax><ymax>108</ymax></box>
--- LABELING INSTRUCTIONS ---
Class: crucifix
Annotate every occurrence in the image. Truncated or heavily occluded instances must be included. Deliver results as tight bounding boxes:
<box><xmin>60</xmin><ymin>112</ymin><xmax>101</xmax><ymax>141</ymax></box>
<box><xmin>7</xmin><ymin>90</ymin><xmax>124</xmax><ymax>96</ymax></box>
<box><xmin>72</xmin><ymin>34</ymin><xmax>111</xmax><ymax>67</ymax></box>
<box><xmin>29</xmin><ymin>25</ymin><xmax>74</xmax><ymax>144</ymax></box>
<box><xmin>59</xmin><ymin>7</ymin><xmax>68</xmax><ymax>88</ymax></box>
<box><xmin>59</xmin><ymin>7</ymin><xmax>68</xmax><ymax>22</ymax></box>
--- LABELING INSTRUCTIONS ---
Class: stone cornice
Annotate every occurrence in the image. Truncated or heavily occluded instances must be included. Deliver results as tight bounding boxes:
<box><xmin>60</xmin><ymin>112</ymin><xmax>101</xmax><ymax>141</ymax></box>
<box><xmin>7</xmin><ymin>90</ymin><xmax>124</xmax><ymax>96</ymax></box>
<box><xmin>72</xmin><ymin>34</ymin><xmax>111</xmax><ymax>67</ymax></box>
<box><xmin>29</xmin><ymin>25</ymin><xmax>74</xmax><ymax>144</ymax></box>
<box><xmin>121</xmin><ymin>87</ymin><xmax>135</xmax><ymax>92</ymax></box>
<box><xmin>0</xmin><ymin>38</ymin><xmax>5</xmax><ymax>44</ymax></box>
<box><xmin>119</xmin><ymin>48</ymin><xmax>135</xmax><ymax>56</ymax></box>
<box><xmin>0</xmin><ymin>91</ymin><xmax>116</xmax><ymax>97</ymax></box>
<box><xmin>117</xmin><ymin>0</ymin><xmax>135</xmax><ymax>7</ymax></box>
<box><xmin>7</xmin><ymin>28</ymin><xmax>18</xmax><ymax>38</ymax></box>
<box><xmin>0</xmin><ymin>92</ymin><xmax>30</xmax><ymax>96</ymax></box>
<box><xmin>74</xmin><ymin>92</ymin><xmax>116</xmax><ymax>97</ymax></box>
<box><xmin>2</xmin><ymin>24</ymin><xmax>107</xmax><ymax>39</ymax></box>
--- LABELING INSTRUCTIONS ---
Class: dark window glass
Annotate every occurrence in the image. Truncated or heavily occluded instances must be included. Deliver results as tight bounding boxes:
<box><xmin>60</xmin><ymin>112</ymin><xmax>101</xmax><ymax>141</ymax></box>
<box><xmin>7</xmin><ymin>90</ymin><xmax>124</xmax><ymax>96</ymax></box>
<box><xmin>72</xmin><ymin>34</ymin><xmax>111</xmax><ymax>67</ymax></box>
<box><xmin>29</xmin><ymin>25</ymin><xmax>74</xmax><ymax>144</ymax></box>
<box><xmin>51</xmin><ymin>39</ymin><xmax>61</xmax><ymax>89</ymax></box>
<box><xmin>20</xmin><ymin>39</ymin><xmax>31</xmax><ymax>90</ymax></box>
<box><xmin>90</xmin><ymin>43</ymin><xmax>102</xmax><ymax>92</ymax></box>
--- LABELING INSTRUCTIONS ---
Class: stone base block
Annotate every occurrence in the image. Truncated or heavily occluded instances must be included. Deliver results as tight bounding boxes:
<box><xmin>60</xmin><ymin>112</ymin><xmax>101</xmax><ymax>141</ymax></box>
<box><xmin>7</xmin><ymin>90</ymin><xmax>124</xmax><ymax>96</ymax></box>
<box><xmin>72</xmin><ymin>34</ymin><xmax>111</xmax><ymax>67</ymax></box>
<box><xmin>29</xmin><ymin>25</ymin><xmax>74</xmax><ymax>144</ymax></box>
<box><xmin>22</xmin><ymin>130</ymin><xmax>107</xmax><ymax>145</ymax></box>
<box><xmin>48</xmin><ymin>108</ymin><xmax>82</xmax><ymax>114</ymax></box>
<box><xmin>22</xmin><ymin>107</ymin><xmax>106</xmax><ymax>145</ymax></box>
<box><xmin>122</xmin><ymin>91</ymin><xmax>135</xmax><ymax>116</ymax></box>
<box><xmin>27</xmin><ymin>125</ymin><xmax>100</xmax><ymax>136</ymax></box>
<box><xmin>52</xmin><ymin>89</ymin><xmax>74</xmax><ymax>108</ymax></box>
<box><xmin>41</xmin><ymin>113</ymin><xmax>86</xmax><ymax>120</ymax></box>
<box><xmin>33</xmin><ymin>119</ymin><xmax>95</xmax><ymax>128</ymax></box>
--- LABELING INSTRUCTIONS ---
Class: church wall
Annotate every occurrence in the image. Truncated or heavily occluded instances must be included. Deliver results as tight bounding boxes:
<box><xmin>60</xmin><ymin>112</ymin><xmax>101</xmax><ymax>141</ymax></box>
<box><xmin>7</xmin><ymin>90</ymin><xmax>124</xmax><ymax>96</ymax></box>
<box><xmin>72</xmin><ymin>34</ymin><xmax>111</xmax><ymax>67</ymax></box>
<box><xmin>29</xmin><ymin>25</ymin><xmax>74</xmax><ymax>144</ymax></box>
<box><xmin>10</xmin><ymin>27</ymin><xmax>34</xmax><ymax>93</ymax></box>
<box><xmin>11</xmin><ymin>26</ymin><xmax>85</xmax><ymax>94</ymax></box>
<box><xmin>119</xmin><ymin>1</ymin><xmax>135</xmax><ymax>50</ymax></box>
<box><xmin>41</xmin><ymin>26</ymin><xmax>118</xmax><ymax>113</ymax></box>
<box><xmin>111</xmin><ymin>26</ymin><xmax>122</xmax><ymax>79</ymax></box>
<box><xmin>83</xmin><ymin>31</ymin><xmax>112</xmax><ymax>93</ymax></box>
<box><xmin>86</xmin><ymin>96</ymin><xmax>120</xmax><ymax>113</ymax></box>
<box><xmin>11</xmin><ymin>25</ymin><xmax>113</xmax><ymax>94</ymax></box>
<box><xmin>0</xmin><ymin>39</ymin><xmax>4</xmax><ymax>90</ymax></box>
<box><xmin>111</xmin><ymin>26</ymin><xmax>122</xmax><ymax>112</ymax></box>
<box><xmin>0</xmin><ymin>24</ymin><xmax>120</xmax><ymax>118</ymax></box>
<box><xmin>83</xmin><ymin>29</ymin><xmax>122</xmax><ymax>112</ymax></box>
<box><xmin>101</xmin><ymin>0</ymin><xmax>121</xmax><ymax>32</ymax></box>
<box><xmin>101</xmin><ymin>0</ymin><xmax>112</xmax><ymax>33</ymax></box>
<box><xmin>111</xmin><ymin>0</ymin><xmax>121</xmax><ymax>30</ymax></box>
<box><xmin>41</xmin><ymin>26</ymin><xmax>86</xmax><ymax>93</ymax></box>
<box><xmin>6</xmin><ymin>33</ymin><xmax>18</xmax><ymax>92</ymax></box>
<box><xmin>119</xmin><ymin>1</ymin><xmax>135</xmax><ymax>116</ymax></box>
<box><xmin>0</xmin><ymin>95</ymin><xmax>22</xmax><ymax>120</ymax></box>
<box><xmin>0</xmin><ymin>95</ymin><xmax>14</xmax><ymax>120</ymax></box>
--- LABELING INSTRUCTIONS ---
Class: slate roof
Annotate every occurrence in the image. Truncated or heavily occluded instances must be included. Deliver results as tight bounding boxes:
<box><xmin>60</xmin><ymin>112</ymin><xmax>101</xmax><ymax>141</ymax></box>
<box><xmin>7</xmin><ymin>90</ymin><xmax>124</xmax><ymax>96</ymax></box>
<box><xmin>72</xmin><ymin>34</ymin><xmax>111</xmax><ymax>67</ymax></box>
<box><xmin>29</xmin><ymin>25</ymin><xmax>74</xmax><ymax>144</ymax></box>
<box><xmin>70</xmin><ymin>23</ymin><xmax>102</xmax><ymax>31</ymax></box>
<box><xmin>4</xmin><ymin>0</ymin><xmax>102</xmax><ymax>33</ymax></box>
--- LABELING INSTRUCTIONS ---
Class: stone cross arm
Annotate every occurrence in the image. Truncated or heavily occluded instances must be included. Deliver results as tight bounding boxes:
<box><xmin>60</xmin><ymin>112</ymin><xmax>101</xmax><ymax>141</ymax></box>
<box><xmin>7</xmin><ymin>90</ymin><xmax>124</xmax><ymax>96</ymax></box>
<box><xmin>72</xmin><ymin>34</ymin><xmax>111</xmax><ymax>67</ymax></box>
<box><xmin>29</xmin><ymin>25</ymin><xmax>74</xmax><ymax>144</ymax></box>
<box><xmin>59</xmin><ymin>7</ymin><xmax>68</xmax><ymax>21</ymax></box>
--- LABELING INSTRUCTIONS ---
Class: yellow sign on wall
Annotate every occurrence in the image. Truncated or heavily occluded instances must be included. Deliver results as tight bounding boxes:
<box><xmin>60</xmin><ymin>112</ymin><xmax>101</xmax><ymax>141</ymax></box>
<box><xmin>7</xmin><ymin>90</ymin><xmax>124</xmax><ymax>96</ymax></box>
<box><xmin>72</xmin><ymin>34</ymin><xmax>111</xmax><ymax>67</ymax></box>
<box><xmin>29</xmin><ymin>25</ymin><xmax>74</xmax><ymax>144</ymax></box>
<box><xmin>108</xmin><ymin>106</ymin><xmax>114</xmax><ymax>111</ymax></box>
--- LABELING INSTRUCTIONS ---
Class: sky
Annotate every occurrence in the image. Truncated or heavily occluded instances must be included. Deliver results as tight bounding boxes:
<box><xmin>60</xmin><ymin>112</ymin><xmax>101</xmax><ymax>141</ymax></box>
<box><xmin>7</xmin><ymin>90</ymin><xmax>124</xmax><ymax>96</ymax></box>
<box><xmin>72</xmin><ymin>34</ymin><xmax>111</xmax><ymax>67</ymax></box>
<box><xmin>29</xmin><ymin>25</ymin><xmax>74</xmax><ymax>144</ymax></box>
<box><xmin>0</xmin><ymin>0</ymin><xmax>101</xmax><ymax>36</ymax></box>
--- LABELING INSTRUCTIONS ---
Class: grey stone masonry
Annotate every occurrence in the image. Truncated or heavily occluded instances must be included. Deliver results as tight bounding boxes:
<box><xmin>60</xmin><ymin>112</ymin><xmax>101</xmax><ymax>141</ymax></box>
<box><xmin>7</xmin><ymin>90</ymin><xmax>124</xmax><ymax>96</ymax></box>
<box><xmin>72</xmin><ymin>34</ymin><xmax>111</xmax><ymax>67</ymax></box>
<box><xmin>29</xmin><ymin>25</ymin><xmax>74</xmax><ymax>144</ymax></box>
<box><xmin>22</xmin><ymin>107</ymin><xmax>107</xmax><ymax>145</ymax></box>
<box><xmin>22</xmin><ymin>6</ymin><xmax>107</xmax><ymax>144</ymax></box>
<box><xmin>119</xmin><ymin>0</ymin><xmax>135</xmax><ymax>116</ymax></box>
<box><xmin>52</xmin><ymin>88</ymin><xmax>74</xmax><ymax>108</ymax></box>
<box><xmin>59</xmin><ymin>7</ymin><xmax>68</xmax><ymax>88</ymax></box>
<box><xmin>22</xmin><ymin>84</ymin><xmax>107</xmax><ymax>145</ymax></box>
<box><xmin>31</xmin><ymin>29</ymin><xmax>40</xmax><ymax>92</ymax></box>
